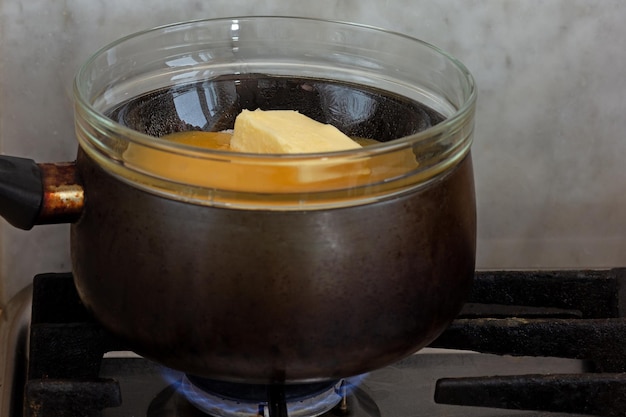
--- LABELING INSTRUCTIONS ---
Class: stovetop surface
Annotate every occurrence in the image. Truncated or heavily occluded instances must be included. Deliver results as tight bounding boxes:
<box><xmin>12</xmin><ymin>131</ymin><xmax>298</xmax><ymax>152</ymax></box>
<box><xmin>4</xmin><ymin>269</ymin><xmax>625</xmax><ymax>416</ymax></box>
<box><xmin>98</xmin><ymin>350</ymin><xmax>587</xmax><ymax>417</ymax></box>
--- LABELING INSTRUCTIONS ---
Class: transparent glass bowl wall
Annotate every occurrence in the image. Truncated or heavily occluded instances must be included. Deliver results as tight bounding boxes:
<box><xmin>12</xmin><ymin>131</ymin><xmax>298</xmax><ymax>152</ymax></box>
<box><xmin>74</xmin><ymin>17</ymin><xmax>476</xmax><ymax>209</ymax></box>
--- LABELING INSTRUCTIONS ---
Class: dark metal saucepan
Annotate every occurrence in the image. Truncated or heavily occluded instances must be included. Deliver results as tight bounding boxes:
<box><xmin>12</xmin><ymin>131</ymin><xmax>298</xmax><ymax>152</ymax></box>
<box><xmin>0</xmin><ymin>17</ymin><xmax>477</xmax><ymax>384</ymax></box>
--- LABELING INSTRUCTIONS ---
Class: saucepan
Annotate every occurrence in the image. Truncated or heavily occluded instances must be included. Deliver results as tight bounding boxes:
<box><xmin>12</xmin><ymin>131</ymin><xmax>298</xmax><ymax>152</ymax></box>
<box><xmin>0</xmin><ymin>17</ymin><xmax>476</xmax><ymax>383</ymax></box>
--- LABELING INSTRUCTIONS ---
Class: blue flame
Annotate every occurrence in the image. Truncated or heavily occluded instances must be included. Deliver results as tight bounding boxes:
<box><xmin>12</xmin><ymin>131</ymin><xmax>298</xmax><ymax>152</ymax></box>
<box><xmin>158</xmin><ymin>367</ymin><xmax>367</xmax><ymax>417</ymax></box>
<box><xmin>180</xmin><ymin>378</ymin><xmax>341</xmax><ymax>417</ymax></box>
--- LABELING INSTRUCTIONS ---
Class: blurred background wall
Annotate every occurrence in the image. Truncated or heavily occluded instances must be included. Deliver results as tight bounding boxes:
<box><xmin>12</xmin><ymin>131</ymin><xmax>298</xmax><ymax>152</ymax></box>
<box><xmin>1</xmin><ymin>0</ymin><xmax>625</xmax><ymax>304</ymax></box>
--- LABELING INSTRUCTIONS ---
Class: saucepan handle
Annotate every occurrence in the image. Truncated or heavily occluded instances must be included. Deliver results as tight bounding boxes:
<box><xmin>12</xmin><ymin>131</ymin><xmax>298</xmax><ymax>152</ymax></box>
<box><xmin>0</xmin><ymin>156</ymin><xmax>84</xmax><ymax>230</ymax></box>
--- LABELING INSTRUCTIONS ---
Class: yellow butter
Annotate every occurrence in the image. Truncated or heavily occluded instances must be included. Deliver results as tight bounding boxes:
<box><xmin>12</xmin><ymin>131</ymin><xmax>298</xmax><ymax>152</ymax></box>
<box><xmin>230</xmin><ymin>109</ymin><xmax>362</xmax><ymax>153</ymax></box>
<box><xmin>164</xmin><ymin>130</ymin><xmax>232</xmax><ymax>149</ymax></box>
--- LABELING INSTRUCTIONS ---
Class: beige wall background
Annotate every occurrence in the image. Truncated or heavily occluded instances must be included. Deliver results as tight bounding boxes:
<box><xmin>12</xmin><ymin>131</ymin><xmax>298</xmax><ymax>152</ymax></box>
<box><xmin>1</xmin><ymin>0</ymin><xmax>625</xmax><ymax>304</ymax></box>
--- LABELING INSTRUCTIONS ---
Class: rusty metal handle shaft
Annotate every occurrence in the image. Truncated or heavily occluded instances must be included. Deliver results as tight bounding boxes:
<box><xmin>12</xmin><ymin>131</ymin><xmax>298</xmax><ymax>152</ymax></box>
<box><xmin>0</xmin><ymin>156</ymin><xmax>84</xmax><ymax>230</ymax></box>
<box><xmin>36</xmin><ymin>162</ymin><xmax>84</xmax><ymax>226</ymax></box>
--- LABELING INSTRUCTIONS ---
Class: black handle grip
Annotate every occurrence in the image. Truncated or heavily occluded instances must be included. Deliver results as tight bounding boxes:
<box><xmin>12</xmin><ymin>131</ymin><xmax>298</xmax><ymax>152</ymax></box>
<box><xmin>0</xmin><ymin>156</ymin><xmax>43</xmax><ymax>230</ymax></box>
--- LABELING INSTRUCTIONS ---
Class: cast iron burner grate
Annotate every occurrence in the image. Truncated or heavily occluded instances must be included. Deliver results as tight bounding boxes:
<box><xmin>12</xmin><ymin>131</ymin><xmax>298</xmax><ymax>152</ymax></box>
<box><xmin>432</xmin><ymin>269</ymin><xmax>626</xmax><ymax>416</ymax></box>
<box><xmin>22</xmin><ymin>270</ymin><xmax>626</xmax><ymax>417</ymax></box>
<box><xmin>24</xmin><ymin>273</ymin><xmax>125</xmax><ymax>417</ymax></box>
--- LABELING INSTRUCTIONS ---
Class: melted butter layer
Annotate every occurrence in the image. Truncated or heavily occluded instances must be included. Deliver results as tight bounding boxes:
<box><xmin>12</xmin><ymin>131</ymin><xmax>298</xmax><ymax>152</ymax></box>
<box><xmin>123</xmin><ymin>129</ymin><xmax>418</xmax><ymax>193</ymax></box>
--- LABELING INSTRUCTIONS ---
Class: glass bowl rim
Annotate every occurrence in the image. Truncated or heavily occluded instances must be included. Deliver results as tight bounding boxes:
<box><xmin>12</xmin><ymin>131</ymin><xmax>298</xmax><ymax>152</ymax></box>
<box><xmin>73</xmin><ymin>15</ymin><xmax>477</xmax><ymax>161</ymax></box>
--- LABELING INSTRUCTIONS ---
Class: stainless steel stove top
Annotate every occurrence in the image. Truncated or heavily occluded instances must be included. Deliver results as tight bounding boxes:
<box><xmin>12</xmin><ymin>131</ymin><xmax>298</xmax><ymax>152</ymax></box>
<box><xmin>93</xmin><ymin>351</ymin><xmax>586</xmax><ymax>417</ymax></box>
<box><xmin>95</xmin><ymin>350</ymin><xmax>587</xmax><ymax>417</ymax></box>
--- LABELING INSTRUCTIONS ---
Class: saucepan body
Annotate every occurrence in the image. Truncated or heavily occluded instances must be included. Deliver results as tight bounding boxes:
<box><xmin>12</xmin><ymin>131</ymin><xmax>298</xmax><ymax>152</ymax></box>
<box><xmin>5</xmin><ymin>17</ymin><xmax>477</xmax><ymax>384</ymax></box>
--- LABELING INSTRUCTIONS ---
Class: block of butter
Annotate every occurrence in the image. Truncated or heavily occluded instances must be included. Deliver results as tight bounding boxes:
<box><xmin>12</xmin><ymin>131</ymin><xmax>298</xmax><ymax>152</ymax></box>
<box><xmin>230</xmin><ymin>109</ymin><xmax>362</xmax><ymax>153</ymax></box>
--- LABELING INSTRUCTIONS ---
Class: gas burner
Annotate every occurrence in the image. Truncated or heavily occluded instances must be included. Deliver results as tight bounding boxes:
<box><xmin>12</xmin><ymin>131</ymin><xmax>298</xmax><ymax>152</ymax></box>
<box><xmin>146</xmin><ymin>377</ymin><xmax>380</xmax><ymax>417</ymax></box>
<box><xmin>179</xmin><ymin>377</ymin><xmax>344</xmax><ymax>417</ymax></box>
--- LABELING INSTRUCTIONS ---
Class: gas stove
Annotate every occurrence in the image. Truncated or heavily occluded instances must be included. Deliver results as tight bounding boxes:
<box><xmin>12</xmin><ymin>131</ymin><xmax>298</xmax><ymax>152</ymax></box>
<box><xmin>1</xmin><ymin>270</ymin><xmax>625</xmax><ymax>416</ymax></box>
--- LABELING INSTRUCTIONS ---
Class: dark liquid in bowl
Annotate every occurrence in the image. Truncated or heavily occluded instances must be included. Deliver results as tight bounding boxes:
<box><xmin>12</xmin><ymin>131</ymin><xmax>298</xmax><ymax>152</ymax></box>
<box><xmin>107</xmin><ymin>74</ymin><xmax>446</xmax><ymax>141</ymax></box>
